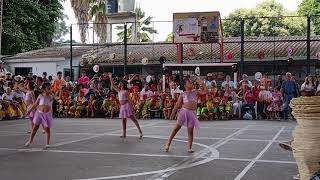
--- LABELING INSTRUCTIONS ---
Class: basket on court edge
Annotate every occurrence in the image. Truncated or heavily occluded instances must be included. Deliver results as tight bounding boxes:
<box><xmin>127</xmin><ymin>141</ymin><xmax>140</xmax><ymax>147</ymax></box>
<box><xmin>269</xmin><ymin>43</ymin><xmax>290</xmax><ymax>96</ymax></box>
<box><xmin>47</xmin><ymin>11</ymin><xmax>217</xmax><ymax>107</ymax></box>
<box><xmin>290</xmin><ymin>97</ymin><xmax>320</xmax><ymax>180</ymax></box>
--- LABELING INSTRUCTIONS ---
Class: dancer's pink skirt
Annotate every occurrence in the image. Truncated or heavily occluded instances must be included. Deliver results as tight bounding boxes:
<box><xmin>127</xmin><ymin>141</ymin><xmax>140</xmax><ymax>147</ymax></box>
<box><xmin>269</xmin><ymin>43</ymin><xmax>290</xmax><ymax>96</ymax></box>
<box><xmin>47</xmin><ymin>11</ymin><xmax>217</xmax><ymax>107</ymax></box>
<box><xmin>119</xmin><ymin>103</ymin><xmax>134</xmax><ymax>118</ymax></box>
<box><xmin>176</xmin><ymin>108</ymin><xmax>200</xmax><ymax>129</ymax></box>
<box><xmin>33</xmin><ymin>110</ymin><xmax>53</xmax><ymax>128</ymax></box>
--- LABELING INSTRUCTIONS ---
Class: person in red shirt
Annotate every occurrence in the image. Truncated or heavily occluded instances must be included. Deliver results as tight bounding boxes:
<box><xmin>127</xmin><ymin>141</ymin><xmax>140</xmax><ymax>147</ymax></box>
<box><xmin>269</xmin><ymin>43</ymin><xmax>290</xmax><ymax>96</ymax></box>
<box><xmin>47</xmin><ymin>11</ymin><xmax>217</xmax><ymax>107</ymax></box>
<box><xmin>78</xmin><ymin>71</ymin><xmax>90</xmax><ymax>88</ymax></box>
<box><xmin>241</xmin><ymin>88</ymin><xmax>256</xmax><ymax>119</ymax></box>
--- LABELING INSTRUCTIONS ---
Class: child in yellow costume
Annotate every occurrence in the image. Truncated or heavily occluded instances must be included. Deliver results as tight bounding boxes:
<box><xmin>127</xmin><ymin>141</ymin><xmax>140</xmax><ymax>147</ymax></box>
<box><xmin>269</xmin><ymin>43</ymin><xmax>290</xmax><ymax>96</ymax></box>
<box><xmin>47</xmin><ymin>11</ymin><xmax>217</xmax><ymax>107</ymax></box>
<box><xmin>129</xmin><ymin>86</ymin><xmax>140</xmax><ymax>118</ymax></box>
<box><xmin>87</xmin><ymin>94</ymin><xmax>98</xmax><ymax>117</ymax></box>
<box><xmin>163</xmin><ymin>93</ymin><xmax>174</xmax><ymax>120</ymax></box>
<box><xmin>1</xmin><ymin>87</ymin><xmax>23</xmax><ymax>119</ymax></box>
<box><xmin>13</xmin><ymin>86</ymin><xmax>27</xmax><ymax>118</ymax></box>
<box><xmin>141</xmin><ymin>95</ymin><xmax>151</xmax><ymax>119</ymax></box>
<box><xmin>103</xmin><ymin>94</ymin><xmax>119</xmax><ymax>118</ymax></box>
<box><xmin>69</xmin><ymin>90</ymin><xmax>87</xmax><ymax>118</ymax></box>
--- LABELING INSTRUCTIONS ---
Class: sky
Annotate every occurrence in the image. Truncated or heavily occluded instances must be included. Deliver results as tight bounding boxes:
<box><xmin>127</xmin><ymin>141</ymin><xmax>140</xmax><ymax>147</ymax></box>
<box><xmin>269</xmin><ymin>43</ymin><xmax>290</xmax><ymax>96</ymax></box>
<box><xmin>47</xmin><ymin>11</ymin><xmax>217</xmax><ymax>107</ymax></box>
<box><xmin>62</xmin><ymin>0</ymin><xmax>303</xmax><ymax>42</ymax></box>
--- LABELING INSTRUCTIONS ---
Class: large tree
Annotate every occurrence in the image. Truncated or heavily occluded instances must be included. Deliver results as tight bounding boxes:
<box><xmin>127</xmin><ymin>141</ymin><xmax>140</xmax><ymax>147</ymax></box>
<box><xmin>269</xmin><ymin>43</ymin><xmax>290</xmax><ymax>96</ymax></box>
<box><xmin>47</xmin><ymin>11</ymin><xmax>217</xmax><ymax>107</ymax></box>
<box><xmin>223</xmin><ymin>0</ymin><xmax>306</xmax><ymax>37</ymax></box>
<box><xmin>116</xmin><ymin>7</ymin><xmax>157</xmax><ymax>42</ymax></box>
<box><xmin>1</xmin><ymin>0</ymin><xmax>63</xmax><ymax>55</ymax></box>
<box><xmin>298</xmin><ymin>0</ymin><xmax>320</xmax><ymax>34</ymax></box>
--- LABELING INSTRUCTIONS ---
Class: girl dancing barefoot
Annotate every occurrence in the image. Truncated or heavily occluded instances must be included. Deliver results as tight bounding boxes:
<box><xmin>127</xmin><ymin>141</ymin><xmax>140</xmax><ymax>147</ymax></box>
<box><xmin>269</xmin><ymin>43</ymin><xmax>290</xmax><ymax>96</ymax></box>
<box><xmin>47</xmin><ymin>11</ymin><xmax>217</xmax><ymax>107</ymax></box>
<box><xmin>165</xmin><ymin>78</ymin><xmax>205</xmax><ymax>153</ymax></box>
<box><xmin>109</xmin><ymin>73</ymin><xmax>143</xmax><ymax>139</ymax></box>
<box><xmin>25</xmin><ymin>83</ymin><xmax>60</xmax><ymax>148</ymax></box>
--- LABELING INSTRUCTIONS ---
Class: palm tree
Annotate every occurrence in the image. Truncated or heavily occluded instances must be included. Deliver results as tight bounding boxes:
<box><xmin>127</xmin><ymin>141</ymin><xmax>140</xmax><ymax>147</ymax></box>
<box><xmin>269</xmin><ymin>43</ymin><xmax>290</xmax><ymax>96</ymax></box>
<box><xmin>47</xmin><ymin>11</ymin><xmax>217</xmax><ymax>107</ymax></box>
<box><xmin>116</xmin><ymin>7</ymin><xmax>157</xmax><ymax>42</ymax></box>
<box><xmin>70</xmin><ymin>0</ymin><xmax>91</xmax><ymax>43</ymax></box>
<box><xmin>89</xmin><ymin>0</ymin><xmax>108</xmax><ymax>43</ymax></box>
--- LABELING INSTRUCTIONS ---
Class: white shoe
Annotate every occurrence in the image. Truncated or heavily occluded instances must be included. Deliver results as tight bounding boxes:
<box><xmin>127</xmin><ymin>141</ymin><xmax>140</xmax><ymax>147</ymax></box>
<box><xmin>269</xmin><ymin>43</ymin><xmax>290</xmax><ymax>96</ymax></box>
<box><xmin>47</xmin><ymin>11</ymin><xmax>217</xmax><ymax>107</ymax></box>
<box><xmin>25</xmin><ymin>141</ymin><xmax>31</xmax><ymax>147</ymax></box>
<box><xmin>293</xmin><ymin>174</ymin><xmax>300</xmax><ymax>180</ymax></box>
<box><xmin>44</xmin><ymin>144</ymin><xmax>50</xmax><ymax>149</ymax></box>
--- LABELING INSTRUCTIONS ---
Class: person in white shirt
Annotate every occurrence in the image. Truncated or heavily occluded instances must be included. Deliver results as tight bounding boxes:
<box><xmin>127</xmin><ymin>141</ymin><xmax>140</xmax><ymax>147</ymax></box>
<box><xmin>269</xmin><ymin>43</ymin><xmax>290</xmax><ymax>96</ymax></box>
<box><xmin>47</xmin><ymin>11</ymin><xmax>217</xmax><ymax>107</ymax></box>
<box><xmin>300</xmin><ymin>76</ymin><xmax>316</xmax><ymax>96</ymax></box>
<box><xmin>221</xmin><ymin>75</ymin><xmax>234</xmax><ymax>90</ymax></box>
<box><xmin>204</xmin><ymin>73</ymin><xmax>217</xmax><ymax>88</ymax></box>
<box><xmin>140</xmin><ymin>84</ymin><xmax>153</xmax><ymax>100</ymax></box>
<box><xmin>0</xmin><ymin>61</ymin><xmax>10</xmax><ymax>77</ymax></box>
<box><xmin>169</xmin><ymin>81</ymin><xmax>181</xmax><ymax>97</ymax></box>
<box><xmin>239</xmin><ymin>74</ymin><xmax>253</xmax><ymax>88</ymax></box>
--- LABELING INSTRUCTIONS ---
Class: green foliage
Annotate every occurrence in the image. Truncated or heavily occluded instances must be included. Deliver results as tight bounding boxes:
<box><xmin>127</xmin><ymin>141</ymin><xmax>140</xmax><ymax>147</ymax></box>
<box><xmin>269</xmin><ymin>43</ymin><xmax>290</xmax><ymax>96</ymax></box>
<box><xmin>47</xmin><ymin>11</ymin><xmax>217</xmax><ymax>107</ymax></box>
<box><xmin>116</xmin><ymin>7</ymin><xmax>158</xmax><ymax>42</ymax></box>
<box><xmin>53</xmin><ymin>14</ymin><xmax>70</xmax><ymax>42</ymax></box>
<box><xmin>165</xmin><ymin>32</ymin><xmax>173</xmax><ymax>42</ymax></box>
<box><xmin>298</xmin><ymin>0</ymin><xmax>320</xmax><ymax>34</ymax></box>
<box><xmin>223</xmin><ymin>0</ymin><xmax>307</xmax><ymax>37</ymax></box>
<box><xmin>1</xmin><ymin>0</ymin><xmax>63</xmax><ymax>55</ymax></box>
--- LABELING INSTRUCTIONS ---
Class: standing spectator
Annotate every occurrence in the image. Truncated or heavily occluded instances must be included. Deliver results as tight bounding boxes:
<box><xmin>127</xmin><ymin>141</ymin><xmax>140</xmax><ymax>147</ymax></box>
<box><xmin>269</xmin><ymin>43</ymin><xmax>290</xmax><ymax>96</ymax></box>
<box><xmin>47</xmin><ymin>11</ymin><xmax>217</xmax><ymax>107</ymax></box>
<box><xmin>169</xmin><ymin>82</ymin><xmax>181</xmax><ymax>97</ymax></box>
<box><xmin>204</xmin><ymin>73</ymin><xmax>217</xmax><ymax>88</ymax></box>
<box><xmin>129</xmin><ymin>74</ymin><xmax>143</xmax><ymax>91</ymax></box>
<box><xmin>239</xmin><ymin>74</ymin><xmax>253</xmax><ymax>88</ymax></box>
<box><xmin>5</xmin><ymin>72</ymin><xmax>12</xmax><ymax>83</ymax></box>
<box><xmin>300</xmin><ymin>76</ymin><xmax>316</xmax><ymax>96</ymax></box>
<box><xmin>52</xmin><ymin>72</ymin><xmax>66</xmax><ymax>94</ymax></box>
<box><xmin>78</xmin><ymin>70</ymin><xmax>90</xmax><ymax>88</ymax></box>
<box><xmin>42</xmin><ymin>72</ymin><xmax>49</xmax><ymax>83</ymax></box>
<box><xmin>48</xmin><ymin>76</ymin><xmax>53</xmax><ymax>85</ymax></box>
<box><xmin>34</xmin><ymin>77</ymin><xmax>44</xmax><ymax>99</ymax></box>
<box><xmin>100</xmin><ymin>72</ymin><xmax>111</xmax><ymax>90</ymax></box>
<box><xmin>27</xmin><ymin>72</ymin><xmax>33</xmax><ymax>80</ymax></box>
<box><xmin>221</xmin><ymin>75</ymin><xmax>234</xmax><ymax>90</ymax></box>
<box><xmin>65</xmin><ymin>76</ymin><xmax>73</xmax><ymax>87</ymax></box>
<box><xmin>0</xmin><ymin>61</ymin><xmax>10</xmax><ymax>76</ymax></box>
<box><xmin>281</xmin><ymin>72</ymin><xmax>299</xmax><ymax>120</ymax></box>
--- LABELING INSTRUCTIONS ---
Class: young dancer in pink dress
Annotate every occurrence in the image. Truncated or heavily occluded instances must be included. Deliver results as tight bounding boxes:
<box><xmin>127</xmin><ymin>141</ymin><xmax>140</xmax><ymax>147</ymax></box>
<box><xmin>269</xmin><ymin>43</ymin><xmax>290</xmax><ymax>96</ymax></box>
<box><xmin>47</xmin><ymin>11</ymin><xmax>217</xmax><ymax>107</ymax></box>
<box><xmin>24</xmin><ymin>82</ymin><xmax>36</xmax><ymax>133</ymax></box>
<box><xmin>165</xmin><ymin>78</ymin><xmax>205</xmax><ymax>153</ymax></box>
<box><xmin>109</xmin><ymin>73</ymin><xmax>143</xmax><ymax>139</ymax></box>
<box><xmin>25</xmin><ymin>83</ymin><xmax>60</xmax><ymax>148</ymax></box>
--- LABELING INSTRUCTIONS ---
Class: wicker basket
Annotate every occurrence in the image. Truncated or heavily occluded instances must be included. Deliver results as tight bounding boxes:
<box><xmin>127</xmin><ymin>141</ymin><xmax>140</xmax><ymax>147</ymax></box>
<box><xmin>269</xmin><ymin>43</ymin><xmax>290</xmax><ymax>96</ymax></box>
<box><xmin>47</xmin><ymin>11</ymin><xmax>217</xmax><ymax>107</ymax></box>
<box><xmin>290</xmin><ymin>97</ymin><xmax>320</xmax><ymax>180</ymax></box>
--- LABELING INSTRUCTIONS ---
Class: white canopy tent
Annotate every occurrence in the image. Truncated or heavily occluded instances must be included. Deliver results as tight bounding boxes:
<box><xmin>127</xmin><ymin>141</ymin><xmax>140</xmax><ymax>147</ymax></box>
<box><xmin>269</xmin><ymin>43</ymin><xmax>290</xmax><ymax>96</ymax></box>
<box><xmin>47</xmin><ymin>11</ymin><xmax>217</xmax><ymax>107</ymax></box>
<box><xmin>162</xmin><ymin>63</ymin><xmax>238</xmax><ymax>91</ymax></box>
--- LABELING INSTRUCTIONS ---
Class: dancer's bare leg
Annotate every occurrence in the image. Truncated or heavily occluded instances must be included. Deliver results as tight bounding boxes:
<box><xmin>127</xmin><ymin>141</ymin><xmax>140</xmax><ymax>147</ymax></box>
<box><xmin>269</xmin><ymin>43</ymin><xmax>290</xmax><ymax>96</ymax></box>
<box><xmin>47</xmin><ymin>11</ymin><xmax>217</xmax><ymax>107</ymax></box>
<box><xmin>25</xmin><ymin>125</ymin><xmax>40</xmax><ymax>147</ymax></box>
<box><xmin>44</xmin><ymin>127</ymin><xmax>51</xmax><ymax>148</ymax></box>
<box><xmin>165</xmin><ymin>124</ymin><xmax>182</xmax><ymax>152</ymax></box>
<box><xmin>121</xmin><ymin>118</ymin><xmax>127</xmax><ymax>138</ymax></box>
<box><xmin>187</xmin><ymin>128</ymin><xmax>194</xmax><ymax>153</ymax></box>
<box><xmin>130</xmin><ymin>115</ymin><xmax>143</xmax><ymax>138</ymax></box>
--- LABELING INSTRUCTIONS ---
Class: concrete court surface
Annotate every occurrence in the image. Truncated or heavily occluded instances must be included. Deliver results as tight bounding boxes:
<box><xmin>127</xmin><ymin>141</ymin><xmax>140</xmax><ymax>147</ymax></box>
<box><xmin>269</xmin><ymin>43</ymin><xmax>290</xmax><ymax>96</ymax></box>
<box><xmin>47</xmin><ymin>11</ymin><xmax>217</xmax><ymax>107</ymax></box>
<box><xmin>0</xmin><ymin>118</ymin><xmax>298</xmax><ymax>180</ymax></box>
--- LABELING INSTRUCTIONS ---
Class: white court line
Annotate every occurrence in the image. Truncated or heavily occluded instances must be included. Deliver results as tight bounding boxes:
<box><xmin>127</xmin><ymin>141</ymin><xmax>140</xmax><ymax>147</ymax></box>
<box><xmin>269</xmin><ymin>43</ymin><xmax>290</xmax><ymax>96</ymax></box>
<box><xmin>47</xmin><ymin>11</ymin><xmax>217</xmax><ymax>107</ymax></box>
<box><xmin>51</xmin><ymin>122</ymin><xmax>161</xmax><ymax>147</ymax></box>
<box><xmin>0</xmin><ymin>123</ymin><xmax>27</xmax><ymax>127</ymax></box>
<box><xmin>233</xmin><ymin>126</ymin><xmax>285</xmax><ymax>180</ymax></box>
<box><xmin>0</xmin><ymin>147</ymin><xmax>296</xmax><ymax>165</ymax></box>
<box><xmin>146</xmin><ymin>125</ymin><xmax>252</xmax><ymax>180</ymax></box>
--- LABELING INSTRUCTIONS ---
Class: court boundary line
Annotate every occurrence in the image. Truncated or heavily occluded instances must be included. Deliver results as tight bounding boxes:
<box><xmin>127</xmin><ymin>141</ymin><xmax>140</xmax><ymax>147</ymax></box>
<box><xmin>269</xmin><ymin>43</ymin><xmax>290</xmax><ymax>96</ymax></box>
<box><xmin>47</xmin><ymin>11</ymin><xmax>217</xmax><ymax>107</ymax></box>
<box><xmin>51</xmin><ymin>122</ymin><xmax>161</xmax><ymax>147</ymax></box>
<box><xmin>233</xmin><ymin>126</ymin><xmax>285</xmax><ymax>180</ymax></box>
<box><xmin>145</xmin><ymin>125</ymin><xmax>252</xmax><ymax>180</ymax></box>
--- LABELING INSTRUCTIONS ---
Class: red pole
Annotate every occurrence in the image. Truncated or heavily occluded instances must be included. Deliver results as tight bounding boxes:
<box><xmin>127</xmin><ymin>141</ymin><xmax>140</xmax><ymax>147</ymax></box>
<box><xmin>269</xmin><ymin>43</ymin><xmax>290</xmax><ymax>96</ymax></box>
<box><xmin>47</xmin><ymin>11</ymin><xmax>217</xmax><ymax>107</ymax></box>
<box><xmin>220</xmin><ymin>18</ymin><xmax>224</xmax><ymax>63</ymax></box>
<box><xmin>176</xmin><ymin>43</ymin><xmax>183</xmax><ymax>64</ymax></box>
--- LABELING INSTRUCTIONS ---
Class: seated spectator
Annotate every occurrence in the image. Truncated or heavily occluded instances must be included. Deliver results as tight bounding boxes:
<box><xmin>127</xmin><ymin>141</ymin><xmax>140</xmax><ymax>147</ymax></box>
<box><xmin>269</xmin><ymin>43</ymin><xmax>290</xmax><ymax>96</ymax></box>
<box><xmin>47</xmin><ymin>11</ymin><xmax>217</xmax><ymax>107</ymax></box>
<box><xmin>239</xmin><ymin>74</ymin><xmax>253</xmax><ymax>88</ymax></box>
<box><xmin>69</xmin><ymin>89</ymin><xmax>87</xmax><ymax>118</ymax></box>
<box><xmin>241</xmin><ymin>88</ymin><xmax>256</xmax><ymax>119</ymax></box>
<box><xmin>300</xmin><ymin>76</ymin><xmax>316</xmax><ymax>96</ymax></box>
<box><xmin>221</xmin><ymin>75</ymin><xmax>234</xmax><ymax>90</ymax></box>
